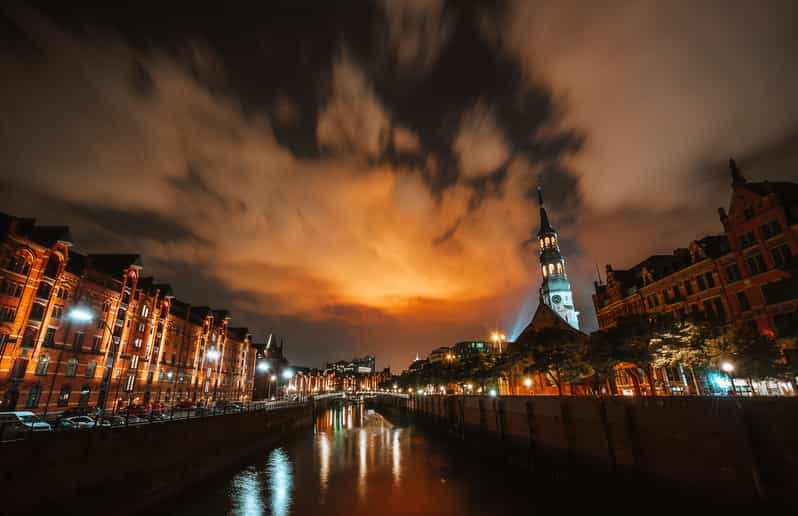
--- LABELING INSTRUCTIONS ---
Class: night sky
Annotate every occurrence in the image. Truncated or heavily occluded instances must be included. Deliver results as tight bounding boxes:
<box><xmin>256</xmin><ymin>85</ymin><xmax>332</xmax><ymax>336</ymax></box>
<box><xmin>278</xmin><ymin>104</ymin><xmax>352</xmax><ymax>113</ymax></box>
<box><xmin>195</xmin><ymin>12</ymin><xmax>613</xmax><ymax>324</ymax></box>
<box><xmin>2</xmin><ymin>1</ymin><xmax>798</xmax><ymax>371</ymax></box>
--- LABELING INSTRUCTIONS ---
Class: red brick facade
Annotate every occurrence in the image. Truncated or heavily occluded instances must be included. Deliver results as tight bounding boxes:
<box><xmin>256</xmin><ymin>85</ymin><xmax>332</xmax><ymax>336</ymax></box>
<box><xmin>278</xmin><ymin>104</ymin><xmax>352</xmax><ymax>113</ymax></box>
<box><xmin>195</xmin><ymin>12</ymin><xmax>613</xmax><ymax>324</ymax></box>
<box><xmin>592</xmin><ymin>163</ymin><xmax>798</xmax><ymax>395</ymax></box>
<box><xmin>0</xmin><ymin>212</ymin><xmax>257</xmax><ymax>414</ymax></box>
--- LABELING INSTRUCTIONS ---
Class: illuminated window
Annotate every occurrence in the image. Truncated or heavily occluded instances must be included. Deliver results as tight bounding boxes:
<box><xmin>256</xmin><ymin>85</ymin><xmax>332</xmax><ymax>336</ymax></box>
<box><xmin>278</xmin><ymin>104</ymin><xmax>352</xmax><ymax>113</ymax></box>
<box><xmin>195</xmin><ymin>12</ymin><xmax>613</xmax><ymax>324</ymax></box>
<box><xmin>86</xmin><ymin>360</ymin><xmax>97</xmax><ymax>378</ymax></box>
<box><xmin>131</xmin><ymin>355</ymin><xmax>139</xmax><ymax>369</ymax></box>
<box><xmin>65</xmin><ymin>358</ymin><xmax>78</xmax><ymax>377</ymax></box>
<box><xmin>556</xmin><ymin>263</ymin><xmax>563</xmax><ymax>274</ymax></box>
<box><xmin>35</xmin><ymin>354</ymin><xmax>50</xmax><ymax>375</ymax></box>
<box><xmin>548</xmin><ymin>263</ymin><xmax>555</xmax><ymax>274</ymax></box>
<box><xmin>57</xmin><ymin>384</ymin><xmax>71</xmax><ymax>406</ymax></box>
<box><xmin>141</xmin><ymin>305</ymin><xmax>149</xmax><ymax>317</ymax></box>
<box><xmin>541</xmin><ymin>266</ymin><xmax>547</xmax><ymax>277</ymax></box>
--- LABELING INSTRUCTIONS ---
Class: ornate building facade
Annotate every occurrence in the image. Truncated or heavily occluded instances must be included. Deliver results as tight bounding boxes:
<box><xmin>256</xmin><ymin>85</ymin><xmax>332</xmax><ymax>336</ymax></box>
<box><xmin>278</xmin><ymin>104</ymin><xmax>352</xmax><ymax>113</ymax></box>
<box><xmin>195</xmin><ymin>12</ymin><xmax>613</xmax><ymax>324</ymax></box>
<box><xmin>593</xmin><ymin>161</ymin><xmax>798</xmax><ymax>395</ymax></box>
<box><xmin>0</xmin><ymin>212</ymin><xmax>258</xmax><ymax>414</ymax></box>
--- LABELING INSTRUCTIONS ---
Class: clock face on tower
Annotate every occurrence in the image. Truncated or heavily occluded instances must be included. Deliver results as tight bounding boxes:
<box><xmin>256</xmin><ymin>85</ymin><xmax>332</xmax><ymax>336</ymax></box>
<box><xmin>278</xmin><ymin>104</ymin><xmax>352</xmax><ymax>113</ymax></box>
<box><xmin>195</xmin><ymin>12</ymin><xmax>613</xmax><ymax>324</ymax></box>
<box><xmin>551</xmin><ymin>295</ymin><xmax>562</xmax><ymax>304</ymax></box>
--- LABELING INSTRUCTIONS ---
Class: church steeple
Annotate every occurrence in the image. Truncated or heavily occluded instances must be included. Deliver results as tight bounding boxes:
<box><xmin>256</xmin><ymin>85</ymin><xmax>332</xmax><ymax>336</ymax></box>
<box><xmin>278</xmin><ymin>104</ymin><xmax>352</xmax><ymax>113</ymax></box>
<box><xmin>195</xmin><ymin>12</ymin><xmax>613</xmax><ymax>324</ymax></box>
<box><xmin>536</xmin><ymin>186</ymin><xmax>579</xmax><ymax>330</ymax></box>
<box><xmin>730</xmin><ymin>158</ymin><xmax>746</xmax><ymax>185</ymax></box>
<box><xmin>537</xmin><ymin>186</ymin><xmax>554</xmax><ymax>236</ymax></box>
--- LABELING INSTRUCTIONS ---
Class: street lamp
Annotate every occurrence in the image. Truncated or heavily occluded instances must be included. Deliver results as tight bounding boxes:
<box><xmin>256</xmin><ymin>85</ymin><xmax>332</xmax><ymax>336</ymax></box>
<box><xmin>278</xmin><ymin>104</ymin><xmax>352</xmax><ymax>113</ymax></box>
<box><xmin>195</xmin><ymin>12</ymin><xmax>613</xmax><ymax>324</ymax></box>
<box><xmin>721</xmin><ymin>361</ymin><xmax>736</xmax><ymax>396</ymax></box>
<box><xmin>206</xmin><ymin>348</ymin><xmax>221</xmax><ymax>361</ymax></box>
<box><xmin>257</xmin><ymin>361</ymin><xmax>270</xmax><ymax>373</ymax></box>
<box><xmin>523</xmin><ymin>377</ymin><xmax>533</xmax><ymax>394</ymax></box>
<box><xmin>269</xmin><ymin>374</ymin><xmax>277</xmax><ymax>399</ymax></box>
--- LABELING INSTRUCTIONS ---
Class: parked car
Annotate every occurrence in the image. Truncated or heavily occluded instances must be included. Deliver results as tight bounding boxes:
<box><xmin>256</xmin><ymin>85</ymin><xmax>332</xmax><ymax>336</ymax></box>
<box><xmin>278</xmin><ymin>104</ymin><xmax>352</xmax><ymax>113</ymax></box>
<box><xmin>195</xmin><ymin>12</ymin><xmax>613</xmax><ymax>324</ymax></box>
<box><xmin>100</xmin><ymin>416</ymin><xmax>126</xmax><ymax>427</ymax></box>
<box><xmin>63</xmin><ymin>416</ymin><xmax>97</xmax><ymax>429</ymax></box>
<box><xmin>58</xmin><ymin>406</ymin><xmax>101</xmax><ymax>419</ymax></box>
<box><xmin>174</xmin><ymin>400</ymin><xmax>195</xmax><ymax>410</ymax></box>
<box><xmin>217</xmin><ymin>401</ymin><xmax>243</xmax><ymax>412</ymax></box>
<box><xmin>0</xmin><ymin>411</ymin><xmax>52</xmax><ymax>439</ymax></box>
<box><xmin>123</xmin><ymin>415</ymin><xmax>147</xmax><ymax>425</ymax></box>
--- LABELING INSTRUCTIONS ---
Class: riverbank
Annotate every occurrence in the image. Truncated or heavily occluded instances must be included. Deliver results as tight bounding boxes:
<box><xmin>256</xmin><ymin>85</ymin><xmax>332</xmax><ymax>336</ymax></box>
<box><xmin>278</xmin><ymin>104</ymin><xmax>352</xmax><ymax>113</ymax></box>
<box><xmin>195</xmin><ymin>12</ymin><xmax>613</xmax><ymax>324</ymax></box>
<box><xmin>373</xmin><ymin>394</ymin><xmax>798</xmax><ymax>515</ymax></box>
<box><xmin>1</xmin><ymin>404</ymin><xmax>312</xmax><ymax>515</ymax></box>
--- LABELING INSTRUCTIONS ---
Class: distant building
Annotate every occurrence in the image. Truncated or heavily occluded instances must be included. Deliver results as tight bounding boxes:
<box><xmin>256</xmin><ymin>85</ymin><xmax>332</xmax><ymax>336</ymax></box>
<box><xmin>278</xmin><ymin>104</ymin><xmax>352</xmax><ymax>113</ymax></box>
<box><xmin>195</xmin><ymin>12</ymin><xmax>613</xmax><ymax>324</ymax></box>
<box><xmin>427</xmin><ymin>347</ymin><xmax>451</xmax><ymax>364</ymax></box>
<box><xmin>451</xmin><ymin>341</ymin><xmax>489</xmax><ymax>360</ymax></box>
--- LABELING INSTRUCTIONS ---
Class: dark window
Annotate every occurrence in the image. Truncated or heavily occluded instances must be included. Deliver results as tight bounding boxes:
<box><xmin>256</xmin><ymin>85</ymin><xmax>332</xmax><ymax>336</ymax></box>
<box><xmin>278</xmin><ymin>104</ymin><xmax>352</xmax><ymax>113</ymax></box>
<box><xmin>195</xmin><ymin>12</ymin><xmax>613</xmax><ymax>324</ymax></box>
<box><xmin>92</xmin><ymin>336</ymin><xmax>102</xmax><ymax>353</ymax></box>
<box><xmin>770</xmin><ymin>220</ymin><xmax>782</xmax><ymax>235</ymax></box>
<box><xmin>25</xmin><ymin>383</ymin><xmax>42</xmax><ymax>408</ymax></box>
<box><xmin>760</xmin><ymin>223</ymin><xmax>773</xmax><ymax>240</ymax></box>
<box><xmin>102</xmin><ymin>302</ymin><xmax>110</xmax><ymax>313</ymax></box>
<box><xmin>1</xmin><ymin>306</ymin><xmax>16</xmax><ymax>322</ymax></box>
<box><xmin>743</xmin><ymin>207</ymin><xmax>754</xmax><ymax>219</ymax></box>
<box><xmin>29</xmin><ymin>303</ymin><xmax>46</xmax><ymax>321</ymax></box>
<box><xmin>737</xmin><ymin>291</ymin><xmax>750</xmax><ymax>311</ymax></box>
<box><xmin>21</xmin><ymin>327</ymin><xmax>36</xmax><ymax>348</ymax></box>
<box><xmin>43</xmin><ymin>256</ymin><xmax>60</xmax><ymax>278</ymax></box>
<box><xmin>702</xmin><ymin>300</ymin><xmax>715</xmax><ymax>319</ymax></box>
<box><xmin>78</xmin><ymin>386</ymin><xmax>90</xmax><ymax>406</ymax></box>
<box><xmin>57</xmin><ymin>384</ymin><xmax>71</xmax><ymax>406</ymax></box>
<box><xmin>739</xmin><ymin>231</ymin><xmax>757</xmax><ymax>248</ymax></box>
<box><xmin>43</xmin><ymin>327</ymin><xmax>56</xmax><ymax>347</ymax></box>
<box><xmin>747</xmin><ymin>254</ymin><xmax>767</xmax><ymax>275</ymax></box>
<box><xmin>96</xmin><ymin>319</ymin><xmax>105</xmax><ymax>329</ymax></box>
<box><xmin>34</xmin><ymin>354</ymin><xmax>50</xmax><ymax>375</ymax></box>
<box><xmin>771</xmin><ymin>244</ymin><xmax>792</xmax><ymax>268</ymax></box>
<box><xmin>0</xmin><ymin>333</ymin><xmax>8</xmax><ymax>357</ymax></box>
<box><xmin>726</xmin><ymin>263</ymin><xmax>742</xmax><ymax>283</ymax></box>
<box><xmin>72</xmin><ymin>332</ymin><xmax>84</xmax><ymax>351</ymax></box>
<box><xmin>696</xmin><ymin>275</ymin><xmax>707</xmax><ymax>291</ymax></box>
<box><xmin>704</xmin><ymin>272</ymin><xmax>715</xmax><ymax>288</ymax></box>
<box><xmin>712</xmin><ymin>298</ymin><xmax>726</xmax><ymax>321</ymax></box>
<box><xmin>35</xmin><ymin>283</ymin><xmax>51</xmax><ymax>300</ymax></box>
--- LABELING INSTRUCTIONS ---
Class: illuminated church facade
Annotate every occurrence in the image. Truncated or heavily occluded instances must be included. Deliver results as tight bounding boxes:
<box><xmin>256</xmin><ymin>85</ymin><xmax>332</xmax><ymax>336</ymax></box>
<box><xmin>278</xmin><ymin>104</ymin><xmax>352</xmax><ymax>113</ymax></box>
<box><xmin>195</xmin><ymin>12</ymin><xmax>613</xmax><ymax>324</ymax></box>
<box><xmin>536</xmin><ymin>187</ymin><xmax>580</xmax><ymax>330</ymax></box>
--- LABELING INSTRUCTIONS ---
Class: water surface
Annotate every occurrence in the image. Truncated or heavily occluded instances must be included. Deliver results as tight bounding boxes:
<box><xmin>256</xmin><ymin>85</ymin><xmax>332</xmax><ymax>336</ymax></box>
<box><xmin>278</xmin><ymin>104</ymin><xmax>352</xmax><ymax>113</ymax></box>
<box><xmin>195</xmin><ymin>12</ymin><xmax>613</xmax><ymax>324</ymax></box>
<box><xmin>168</xmin><ymin>404</ymin><xmax>585</xmax><ymax>515</ymax></box>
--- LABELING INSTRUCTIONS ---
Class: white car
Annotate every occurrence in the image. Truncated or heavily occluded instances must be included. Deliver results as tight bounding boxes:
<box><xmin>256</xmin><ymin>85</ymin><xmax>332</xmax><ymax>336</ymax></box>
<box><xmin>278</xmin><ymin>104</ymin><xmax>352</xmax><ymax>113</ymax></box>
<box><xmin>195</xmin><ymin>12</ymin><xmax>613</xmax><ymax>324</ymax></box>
<box><xmin>63</xmin><ymin>416</ymin><xmax>97</xmax><ymax>429</ymax></box>
<box><xmin>0</xmin><ymin>411</ymin><xmax>53</xmax><ymax>437</ymax></box>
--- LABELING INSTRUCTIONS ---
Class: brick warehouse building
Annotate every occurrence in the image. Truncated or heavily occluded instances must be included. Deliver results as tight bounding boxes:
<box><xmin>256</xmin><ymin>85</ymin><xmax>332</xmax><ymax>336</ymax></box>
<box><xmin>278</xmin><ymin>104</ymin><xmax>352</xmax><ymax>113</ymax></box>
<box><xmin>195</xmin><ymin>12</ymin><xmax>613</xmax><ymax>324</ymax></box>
<box><xmin>593</xmin><ymin>161</ymin><xmax>798</xmax><ymax>395</ymax></box>
<box><xmin>0</xmin><ymin>212</ymin><xmax>258</xmax><ymax>414</ymax></box>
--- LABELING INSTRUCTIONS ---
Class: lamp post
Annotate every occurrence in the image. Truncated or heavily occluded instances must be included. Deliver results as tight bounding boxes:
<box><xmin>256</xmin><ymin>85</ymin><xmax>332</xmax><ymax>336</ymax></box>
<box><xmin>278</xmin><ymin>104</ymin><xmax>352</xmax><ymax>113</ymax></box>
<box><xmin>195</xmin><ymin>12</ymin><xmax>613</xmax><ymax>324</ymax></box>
<box><xmin>721</xmin><ymin>361</ymin><xmax>736</xmax><ymax>396</ymax></box>
<box><xmin>523</xmin><ymin>377</ymin><xmax>533</xmax><ymax>395</ymax></box>
<box><xmin>256</xmin><ymin>360</ymin><xmax>270</xmax><ymax>400</ymax></box>
<box><xmin>269</xmin><ymin>374</ymin><xmax>277</xmax><ymax>400</ymax></box>
<box><xmin>282</xmin><ymin>368</ymin><xmax>294</xmax><ymax>400</ymax></box>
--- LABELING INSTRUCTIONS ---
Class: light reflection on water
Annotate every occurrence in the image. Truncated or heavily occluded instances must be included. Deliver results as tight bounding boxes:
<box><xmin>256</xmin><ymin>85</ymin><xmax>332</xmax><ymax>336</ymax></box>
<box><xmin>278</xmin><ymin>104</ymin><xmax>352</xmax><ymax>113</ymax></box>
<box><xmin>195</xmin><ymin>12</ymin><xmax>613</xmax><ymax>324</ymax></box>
<box><xmin>169</xmin><ymin>404</ymin><xmax>566</xmax><ymax>516</ymax></box>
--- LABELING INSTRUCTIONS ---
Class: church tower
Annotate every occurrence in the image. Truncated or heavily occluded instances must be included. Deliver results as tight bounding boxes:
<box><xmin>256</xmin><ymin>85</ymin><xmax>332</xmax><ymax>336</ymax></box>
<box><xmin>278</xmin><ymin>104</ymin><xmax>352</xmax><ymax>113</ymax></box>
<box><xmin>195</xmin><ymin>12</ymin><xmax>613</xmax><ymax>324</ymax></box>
<box><xmin>536</xmin><ymin>187</ymin><xmax>580</xmax><ymax>329</ymax></box>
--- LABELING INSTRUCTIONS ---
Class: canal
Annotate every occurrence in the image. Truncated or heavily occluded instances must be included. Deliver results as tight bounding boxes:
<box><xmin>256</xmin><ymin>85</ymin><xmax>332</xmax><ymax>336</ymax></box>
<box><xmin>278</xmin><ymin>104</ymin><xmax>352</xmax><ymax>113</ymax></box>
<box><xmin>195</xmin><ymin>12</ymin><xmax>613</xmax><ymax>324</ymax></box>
<box><xmin>165</xmin><ymin>404</ymin><xmax>602</xmax><ymax>515</ymax></box>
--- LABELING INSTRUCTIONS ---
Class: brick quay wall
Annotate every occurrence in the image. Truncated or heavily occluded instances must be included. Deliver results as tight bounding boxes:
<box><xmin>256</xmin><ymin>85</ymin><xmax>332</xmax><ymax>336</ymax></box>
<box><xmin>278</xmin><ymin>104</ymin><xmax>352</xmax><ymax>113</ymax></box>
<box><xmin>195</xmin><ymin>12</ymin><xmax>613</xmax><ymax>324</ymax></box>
<box><xmin>373</xmin><ymin>395</ymin><xmax>798</xmax><ymax>512</ymax></box>
<box><xmin>1</xmin><ymin>404</ymin><xmax>313</xmax><ymax>515</ymax></box>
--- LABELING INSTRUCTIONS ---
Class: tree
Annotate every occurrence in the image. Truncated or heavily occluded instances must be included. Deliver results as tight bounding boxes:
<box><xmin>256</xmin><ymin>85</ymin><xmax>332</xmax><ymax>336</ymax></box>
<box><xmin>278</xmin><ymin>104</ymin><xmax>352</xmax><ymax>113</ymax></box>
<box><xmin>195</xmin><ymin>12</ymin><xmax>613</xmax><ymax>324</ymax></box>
<box><xmin>706</xmin><ymin>322</ymin><xmax>790</xmax><ymax>393</ymax></box>
<box><xmin>651</xmin><ymin>320</ymin><xmax>714</xmax><ymax>395</ymax></box>
<box><xmin>586</xmin><ymin>330</ymin><xmax>627</xmax><ymax>395</ymax></box>
<box><xmin>523</xmin><ymin>327</ymin><xmax>592</xmax><ymax>396</ymax></box>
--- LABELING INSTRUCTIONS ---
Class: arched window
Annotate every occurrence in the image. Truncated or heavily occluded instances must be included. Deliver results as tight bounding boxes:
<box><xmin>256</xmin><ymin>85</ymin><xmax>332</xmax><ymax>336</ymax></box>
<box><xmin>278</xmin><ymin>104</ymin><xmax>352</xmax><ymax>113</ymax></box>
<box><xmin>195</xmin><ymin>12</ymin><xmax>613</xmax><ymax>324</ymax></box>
<box><xmin>544</xmin><ymin>237</ymin><xmax>550</xmax><ymax>247</ymax></box>
<box><xmin>85</xmin><ymin>360</ymin><xmax>97</xmax><ymax>378</ymax></box>
<box><xmin>35</xmin><ymin>354</ymin><xmax>50</xmax><ymax>375</ymax></box>
<box><xmin>556</xmin><ymin>263</ymin><xmax>563</xmax><ymax>274</ymax></box>
<box><xmin>548</xmin><ymin>263</ymin><xmax>555</xmax><ymax>275</ymax></box>
<box><xmin>78</xmin><ymin>386</ymin><xmax>90</xmax><ymax>406</ymax></box>
<box><xmin>57</xmin><ymin>384</ymin><xmax>71</xmax><ymax>406</ymax></box>
<box><xmin>551</xmin><ymin>236</ymin><xmax>557</xmax><ymax>247</ymax></box>
<box><xmin>65</xmin><ymin>358</ymin><xmax>78</xmax><ymax>377</ymax></box>
<box><xmin>542</xmin><ymin>266</ymin><xmax>547</xmax><ymax>277</ymax></box>
<box><xmin>539</xmin><ymin>239</ymin><xmax>545</xmax><ymax>249</ymax></box>
<box><xmin>25</xmin><ymin>383</ymin><xmax>42</xmax><ymax>408</ymax></box>
<box><xmin>43</xmin><ymin>255</ymin><xmax>61</xmax><ymax>279</ymax></box>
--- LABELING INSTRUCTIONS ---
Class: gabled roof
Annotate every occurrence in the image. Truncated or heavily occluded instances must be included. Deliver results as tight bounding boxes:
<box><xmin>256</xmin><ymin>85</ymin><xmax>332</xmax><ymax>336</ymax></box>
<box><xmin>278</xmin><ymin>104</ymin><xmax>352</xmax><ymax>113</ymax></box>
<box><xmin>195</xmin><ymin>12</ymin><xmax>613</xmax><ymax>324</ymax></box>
<box><xmin>694</xmin><ymin>235</ymin><xmax>730</xmax><ymax>259</ymax></box>
<box><xmin>518</xmin><ymin>300</ymin><xmax>585</xmax><ymax>340</ymax></box>
<box><xmin>65</xmin><ymin>251</ymin><xmax>88</xmax><ymax>276</ymax></box>
<box><xmin>0</xmin><ymin>212</ymin><xmax>71</xmax><ymax>247</ymax></box>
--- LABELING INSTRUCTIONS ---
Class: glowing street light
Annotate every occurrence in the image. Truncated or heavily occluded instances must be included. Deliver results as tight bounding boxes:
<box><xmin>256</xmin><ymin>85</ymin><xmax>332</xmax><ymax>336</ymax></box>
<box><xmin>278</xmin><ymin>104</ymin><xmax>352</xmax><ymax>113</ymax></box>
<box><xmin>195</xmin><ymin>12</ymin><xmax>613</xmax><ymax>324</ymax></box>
<box><xmin>282</xmin><ymin>369</ymin><xmax>294</xmax><ymax>380</ymax></box>
<box><xmin>206</xmin><ymin>349</ymin><xmax>221</xmax><ymax>361</ymax></box>
<box><xmin>270</xmin><ymin>375</ymin><xmax>277</xmax><ymax>382</ymax></box>
<box><xmin>67</xmin><ymin>307</ymin><xmax>94</xmax><ymax>322</ymax></box>
<box><xmin>488</xmin><ymin>388</ymin><xmax>498</xmax><ymax>397</ymax></box>
<box><xmin>523</xmin><ymin>377</ymin><xmax>533</xmax><ymax>388</ymax></box>
<box><xmin>257</xmin><ymin>361</ymin><xmax>270</xmax><ymax>373</ymax></box>
<box><xmin>721</xmin><ymin>361</ymin><xmax>737</xmax><ymax>396</ymax></box>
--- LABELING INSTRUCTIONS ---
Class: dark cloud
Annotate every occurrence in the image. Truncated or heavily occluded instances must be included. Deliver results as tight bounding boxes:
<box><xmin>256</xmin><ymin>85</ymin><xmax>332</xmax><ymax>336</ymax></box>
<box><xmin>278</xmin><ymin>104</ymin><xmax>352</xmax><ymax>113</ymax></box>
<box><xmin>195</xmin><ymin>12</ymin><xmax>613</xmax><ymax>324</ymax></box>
<box><xmin>3</xmin><ymin>1</ymin><xmax>797</xmax><ymax>370</ymax></box>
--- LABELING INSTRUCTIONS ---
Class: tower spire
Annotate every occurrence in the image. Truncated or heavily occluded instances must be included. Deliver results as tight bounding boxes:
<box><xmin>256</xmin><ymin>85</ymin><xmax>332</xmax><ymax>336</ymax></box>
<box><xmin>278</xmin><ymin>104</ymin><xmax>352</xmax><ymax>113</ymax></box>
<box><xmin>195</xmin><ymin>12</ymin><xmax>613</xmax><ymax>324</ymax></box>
<box><xmin>536</xmin><ymin>186</ymin><xmax>554</xmax><ymax>236</ymax></box>
<box><xmin>730</xmin><ymin>158</ymin><xmax>746</xmax><ymax>185</ymax></box>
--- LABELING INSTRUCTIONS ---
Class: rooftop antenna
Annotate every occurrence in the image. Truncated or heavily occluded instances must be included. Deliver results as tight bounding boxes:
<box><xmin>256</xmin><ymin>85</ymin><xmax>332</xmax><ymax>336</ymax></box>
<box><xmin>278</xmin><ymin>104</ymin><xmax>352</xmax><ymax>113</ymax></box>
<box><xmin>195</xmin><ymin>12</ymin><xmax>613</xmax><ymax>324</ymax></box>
<box><xmin>595</xmin><ymin>262</ymin><xmax>603</xmax><ymax>284</ymax></box>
